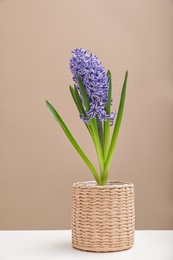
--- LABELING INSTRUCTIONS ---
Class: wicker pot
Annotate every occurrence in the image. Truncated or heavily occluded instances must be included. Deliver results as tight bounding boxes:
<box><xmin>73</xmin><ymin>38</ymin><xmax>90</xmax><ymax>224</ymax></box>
<box><xmin>71</xmin><ymin>180</ymin><xmax>135</xmax><ymax>252</ymax></box>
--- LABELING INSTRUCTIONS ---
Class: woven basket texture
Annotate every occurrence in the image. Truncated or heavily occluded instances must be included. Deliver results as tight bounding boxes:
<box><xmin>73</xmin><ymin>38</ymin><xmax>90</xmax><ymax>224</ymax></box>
<box><xmin>71</xmin><ymin>180</ymin><xmax>135</xmax><ymax>252</ymax></box>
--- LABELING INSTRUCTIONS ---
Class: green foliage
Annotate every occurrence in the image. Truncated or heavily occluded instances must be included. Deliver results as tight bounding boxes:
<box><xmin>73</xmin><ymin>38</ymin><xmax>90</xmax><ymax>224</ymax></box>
<box><xmin>46</xmin><ymin>70</ymin><xmax>128</xmax><ymax>185</ymax></box>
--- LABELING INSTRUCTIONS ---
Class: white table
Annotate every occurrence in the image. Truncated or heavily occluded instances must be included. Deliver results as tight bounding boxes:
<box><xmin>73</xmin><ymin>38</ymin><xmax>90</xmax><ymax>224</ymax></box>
<box><xmin>0</xmin><ymin>230</ymin><xmax>172</xmax><ymax>260</ymax></box>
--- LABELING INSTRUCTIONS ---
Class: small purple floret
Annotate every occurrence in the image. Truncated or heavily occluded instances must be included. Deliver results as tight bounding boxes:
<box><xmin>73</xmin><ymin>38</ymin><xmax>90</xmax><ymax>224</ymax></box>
<box><xmin>69</xmin><ymin>48</ymin><xmax>116</xmax><ymax>125</ymax></box>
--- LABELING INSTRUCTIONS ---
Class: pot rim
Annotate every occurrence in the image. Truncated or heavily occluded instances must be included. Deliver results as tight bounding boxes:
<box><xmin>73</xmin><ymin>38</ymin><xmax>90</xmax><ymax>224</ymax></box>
<box><xmin>72</xmin><ymin>180</ymin><xmax>134</xmax><ymax>188</ymax></box>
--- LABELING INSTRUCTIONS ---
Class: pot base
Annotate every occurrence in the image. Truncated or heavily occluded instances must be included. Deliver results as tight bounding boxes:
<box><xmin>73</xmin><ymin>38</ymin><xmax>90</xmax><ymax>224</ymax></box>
<box><xmin>72</xmin><ymin>244</ymin><xmax>133</xmax><ymax>253</ymax></box>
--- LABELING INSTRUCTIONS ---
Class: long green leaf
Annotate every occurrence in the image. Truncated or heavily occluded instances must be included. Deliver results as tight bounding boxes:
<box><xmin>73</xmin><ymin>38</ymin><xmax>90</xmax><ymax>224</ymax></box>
<box><xmin>69</xmin><ymin>85</ymin><xmax>95</xmax><ymax>142</ymax></box>
<box><xmin>105</xmin><ymin>70</ymin><xmax>112</xmax><ymax>114</ymax></box>
<box><xmin>77</xmin><ymin>76</ymin><xmax>90</xmax><ymax>111</ymax></box>
<box><xmin>69</xmin><ymin>85</ymin><xmax>81</xmax><ymax>114</ymax></box>
<box><xmin>104</xmin><ymin>70</ymin><xmax>112</xmax><ymax>160</ymax></box>
<box><xmin>96</xmin><ymin>117</ymin><xmax>104</xmax><ymax>151</ymax></box>
<box><xmin>103</xmin><ymin>71</ymin><xmax>128</xmax><ymax>183</ymax></box>
<box><xmin>74</xmin><ymin>85</ymin><xmax>86</xmax><ymax>115</ymax></box>
<box><xmin>46</xmin><ymin>100</ymin><xmax>101</xmax><ymax>184</ymax></box>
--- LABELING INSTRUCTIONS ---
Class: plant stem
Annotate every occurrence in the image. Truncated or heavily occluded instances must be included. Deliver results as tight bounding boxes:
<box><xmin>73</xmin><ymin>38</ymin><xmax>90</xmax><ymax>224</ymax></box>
<box><xmin>90</xmin><ymin>118</ymin><xmax>104</xmax><ymax>176</ymax></box>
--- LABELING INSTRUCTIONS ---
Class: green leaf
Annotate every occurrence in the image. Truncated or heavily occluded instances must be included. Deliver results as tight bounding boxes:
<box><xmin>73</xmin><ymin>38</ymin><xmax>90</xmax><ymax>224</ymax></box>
<box><xmin>74</xmin><ymin>85</ymin><xmax>87</xmax><ymax>116</ymax></box>
<box><xmin>70</xmin><ymin>85</ymin><xmax>95</xmax><ymax>142</ymax></box>
<box><xmin>46</xmin><ymin>100</ymin><xmax>101</xmax><ymax>185</ymax></box>
<box><xmin>96</xmin><ymin>117</ymin><xmax>104</xmax><ymax>151</ymax></box>
<box><xmin>106</xmin><ymin>70</ymin><xmax>112</xmax><ymax>114</ymax></box>
<box><xmin>104</xmin><ymin>70</ymin><xmax>112</xmax><ymax>160</ymax></box>
<box><xmin>69</xmin><ymin>85</ymin><xmax>81</xmax><ymax>114</ymax></box>
<box><xmin>104</xmin><ymin>70</ymin><xmax>128</xmax><ymax>182</ymax></box>
<box><xmin>77</xmin><ymin>76</ymin><xmax>90</xmax><ymax>111</ymax></box>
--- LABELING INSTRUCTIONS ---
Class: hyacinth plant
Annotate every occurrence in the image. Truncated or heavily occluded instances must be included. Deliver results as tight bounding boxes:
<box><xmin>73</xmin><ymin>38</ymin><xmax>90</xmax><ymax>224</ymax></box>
<box><xmin>46</xmin><ymin>48</ymin><xmax>128</xmax><ymax>186</ymax></box>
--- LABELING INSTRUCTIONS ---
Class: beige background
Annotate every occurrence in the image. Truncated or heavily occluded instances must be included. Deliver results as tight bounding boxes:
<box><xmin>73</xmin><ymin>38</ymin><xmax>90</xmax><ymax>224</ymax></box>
<box><xmin>0</xmin><ymin>0</ymin><xmax>173</xmax><ymax>230</ymax></box>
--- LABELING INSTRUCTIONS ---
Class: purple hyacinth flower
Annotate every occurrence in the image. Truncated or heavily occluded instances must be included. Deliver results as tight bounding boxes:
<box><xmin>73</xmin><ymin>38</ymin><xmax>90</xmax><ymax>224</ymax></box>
<box><xmin>69</xmin><ymin>48</ymin><xmax>115</xmax><ymax>125</ymax></box>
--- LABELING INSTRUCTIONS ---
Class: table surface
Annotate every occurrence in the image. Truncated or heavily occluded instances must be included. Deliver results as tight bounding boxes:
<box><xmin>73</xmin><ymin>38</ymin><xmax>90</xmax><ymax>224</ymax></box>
<box><xmin>0</xmin><ymin>230</ymin><xmax>172</xmax><ymax>260</ymax></box>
